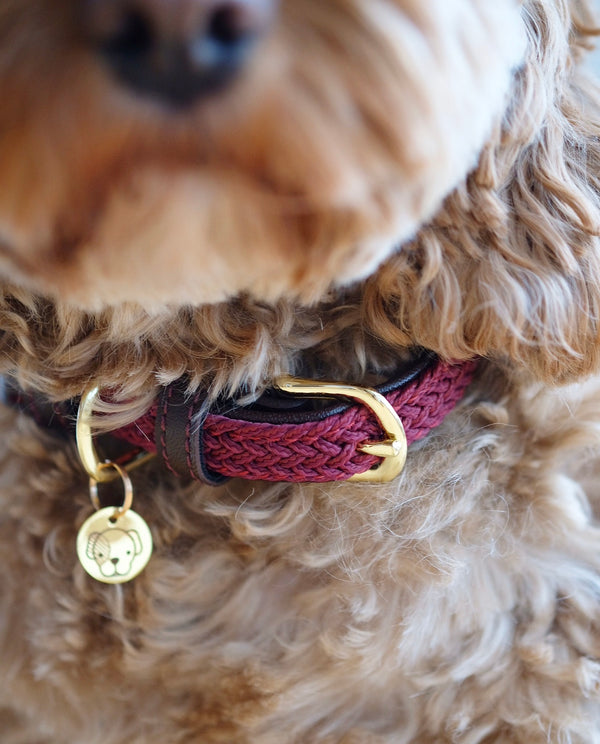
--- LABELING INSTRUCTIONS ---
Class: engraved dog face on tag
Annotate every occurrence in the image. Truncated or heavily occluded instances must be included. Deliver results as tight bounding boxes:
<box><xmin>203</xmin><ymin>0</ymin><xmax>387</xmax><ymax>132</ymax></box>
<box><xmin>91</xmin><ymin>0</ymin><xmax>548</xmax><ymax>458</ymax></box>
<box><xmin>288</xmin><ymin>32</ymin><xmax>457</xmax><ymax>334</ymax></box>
<box><xmin>77</xmin><ymin>507</ymin><xmax>153</xmax><ymax>584</ymax></box>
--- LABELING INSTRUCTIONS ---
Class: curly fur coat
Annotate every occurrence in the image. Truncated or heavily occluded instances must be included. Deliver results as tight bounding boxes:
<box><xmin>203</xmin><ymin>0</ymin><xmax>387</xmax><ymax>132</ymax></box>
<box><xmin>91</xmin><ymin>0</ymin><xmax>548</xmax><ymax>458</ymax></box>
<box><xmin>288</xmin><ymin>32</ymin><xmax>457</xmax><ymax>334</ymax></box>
<box><xmin>1</xmin><ymin>0</ymin><xmax>600</xmax><ymax>742</ymax></box>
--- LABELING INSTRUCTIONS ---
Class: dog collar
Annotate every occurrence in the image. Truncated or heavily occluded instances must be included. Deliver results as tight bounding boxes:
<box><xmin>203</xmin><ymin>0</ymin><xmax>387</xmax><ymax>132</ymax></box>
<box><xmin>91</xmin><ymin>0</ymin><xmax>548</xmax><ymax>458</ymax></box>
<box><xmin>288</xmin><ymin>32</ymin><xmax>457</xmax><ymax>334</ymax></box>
<box><xmin>9</xmin><ymin>352</ymin><xmax>477</xmax><ymax>486</ymax></box>
<box><xmin>100</xmin><ymin>352</ymin><xmax>478</xmax><ymax>485</ymax></box>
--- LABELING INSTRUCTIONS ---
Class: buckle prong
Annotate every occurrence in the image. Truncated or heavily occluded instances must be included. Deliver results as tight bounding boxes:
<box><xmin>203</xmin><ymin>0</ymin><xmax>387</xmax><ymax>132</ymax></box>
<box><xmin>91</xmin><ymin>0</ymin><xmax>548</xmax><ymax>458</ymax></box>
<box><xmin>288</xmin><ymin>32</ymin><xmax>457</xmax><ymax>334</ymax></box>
<box><xmin>275</xmin><ymin>376</ymin><xmax>407</xmax><ymax>484</ymax></box>
<box><xmin>360</xmin><ymin>439</ymin><xmax>403</xmax><ymax>459</ymax></box>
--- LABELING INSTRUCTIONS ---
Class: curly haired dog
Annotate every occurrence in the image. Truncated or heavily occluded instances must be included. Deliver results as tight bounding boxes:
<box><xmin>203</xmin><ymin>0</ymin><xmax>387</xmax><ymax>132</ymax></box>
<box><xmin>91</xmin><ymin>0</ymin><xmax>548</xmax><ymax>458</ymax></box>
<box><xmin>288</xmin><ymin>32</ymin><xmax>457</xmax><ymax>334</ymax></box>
<box><xmin>1</xmin><ymin>0</ymin><xmax>600</xmax><ymax>741</ymax></box>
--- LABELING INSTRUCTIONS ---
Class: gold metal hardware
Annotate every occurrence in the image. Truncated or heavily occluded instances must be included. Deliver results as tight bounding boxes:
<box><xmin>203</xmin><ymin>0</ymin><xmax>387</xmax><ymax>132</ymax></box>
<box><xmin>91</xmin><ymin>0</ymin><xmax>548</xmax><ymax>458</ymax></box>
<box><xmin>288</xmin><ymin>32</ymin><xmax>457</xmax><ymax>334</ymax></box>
<box><xmin>274</xmin><ymin>376</ymin><xmax>407</xmax><ymax>484</ymax></box>
<box><xmin>76</xmin><ymin>391</ymin><xmax>154</xmax><ymax>583</ymax></box>
<box><xmin>76</xmin><ymin>505</ymin><xmax>153</xmax><ymax>584</ymax></box>
<box><xmin>76</xmin><ymin>386</ymin><xmax>155</xmax><ymax>483</ymax></box>
<box><xmin>88</xmin><ymin>461</ymin><xmax>134</xmax><ymax>518</ymax></box>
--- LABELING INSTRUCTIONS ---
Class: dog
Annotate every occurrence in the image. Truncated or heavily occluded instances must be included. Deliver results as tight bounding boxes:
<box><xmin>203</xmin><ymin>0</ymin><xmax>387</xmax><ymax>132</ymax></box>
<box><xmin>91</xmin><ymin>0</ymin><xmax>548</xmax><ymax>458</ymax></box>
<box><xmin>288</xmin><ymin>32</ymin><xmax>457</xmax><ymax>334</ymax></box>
<box><xmin>84</xmin><ymin>525</ymin><xmax>145</xmax><ymax>579</ymax></box>
<box><xmin>1</xmin><ymin>0</ymin><xmax>600</xmax><ymax>741</ymax></box>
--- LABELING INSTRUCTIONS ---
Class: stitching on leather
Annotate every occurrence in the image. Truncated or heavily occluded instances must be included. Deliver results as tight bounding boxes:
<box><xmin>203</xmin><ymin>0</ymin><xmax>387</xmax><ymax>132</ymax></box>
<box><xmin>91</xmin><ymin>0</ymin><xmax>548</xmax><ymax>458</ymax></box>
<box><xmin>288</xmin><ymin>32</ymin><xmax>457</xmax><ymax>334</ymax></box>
<box><xmin>185</xmin><ymin>391</ymin><xmax>203</xmax><ymax>480</ymax></box>
<box><xmin>160</xmin><ymin>385</ymin><xmax>178</xmax><ymax>476</ymax></box>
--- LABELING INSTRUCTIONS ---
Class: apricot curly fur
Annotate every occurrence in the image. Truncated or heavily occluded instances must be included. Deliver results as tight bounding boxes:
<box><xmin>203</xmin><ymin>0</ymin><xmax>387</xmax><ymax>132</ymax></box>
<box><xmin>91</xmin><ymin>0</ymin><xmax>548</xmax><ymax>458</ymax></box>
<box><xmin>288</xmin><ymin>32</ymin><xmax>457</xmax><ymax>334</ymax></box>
<box><xmin>2</xmin><ymin>1</ymin><xmax>600</xmax><ymax>743</ymax></box>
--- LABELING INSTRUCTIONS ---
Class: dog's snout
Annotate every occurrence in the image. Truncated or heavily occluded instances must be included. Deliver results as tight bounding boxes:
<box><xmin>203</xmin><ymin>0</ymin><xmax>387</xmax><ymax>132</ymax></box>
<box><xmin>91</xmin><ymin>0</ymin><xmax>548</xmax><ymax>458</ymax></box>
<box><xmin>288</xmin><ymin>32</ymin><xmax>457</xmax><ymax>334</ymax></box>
<box><xmin>82</xmin><ymin>0</ymin><xmax>276</xmax><ymax>106</ymax></box>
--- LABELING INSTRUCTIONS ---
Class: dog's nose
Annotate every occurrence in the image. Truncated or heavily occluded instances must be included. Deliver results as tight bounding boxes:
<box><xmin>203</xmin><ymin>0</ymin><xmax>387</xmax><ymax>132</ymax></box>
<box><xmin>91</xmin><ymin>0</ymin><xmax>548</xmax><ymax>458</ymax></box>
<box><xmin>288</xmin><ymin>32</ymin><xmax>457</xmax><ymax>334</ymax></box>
<box><xmin>82</xmin><ymin>0</ymin><xmax>276</xmax><ymax>106</ymax></box>
<box><xmin>111</xmin><ymin>557</ymin><xmax>119</xmax><ymax>565</ymax></box>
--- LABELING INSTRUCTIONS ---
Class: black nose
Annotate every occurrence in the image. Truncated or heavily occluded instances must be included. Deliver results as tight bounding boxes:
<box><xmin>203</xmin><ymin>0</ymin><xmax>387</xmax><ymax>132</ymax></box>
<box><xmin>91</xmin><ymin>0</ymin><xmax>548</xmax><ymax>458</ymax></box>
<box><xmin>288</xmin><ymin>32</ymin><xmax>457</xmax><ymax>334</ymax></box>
<box><xmin>82</xmin><ymin>0</ymin><xmax>276</xmax><ymax>106</ymax></box>
<box><xmin>111</xmin><ymin>557</ymin><xmax>119</xmax><ymax>565</ymax></box>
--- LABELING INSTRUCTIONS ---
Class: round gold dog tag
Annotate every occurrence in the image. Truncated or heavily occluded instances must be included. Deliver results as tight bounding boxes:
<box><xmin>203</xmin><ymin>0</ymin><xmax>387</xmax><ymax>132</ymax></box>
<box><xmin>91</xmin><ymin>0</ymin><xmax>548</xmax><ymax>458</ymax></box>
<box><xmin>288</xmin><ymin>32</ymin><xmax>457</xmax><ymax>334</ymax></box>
<box><xmin>76</xmin><ymin>507</ymin><xmax>153</xmax><ymax>584</ymax></box>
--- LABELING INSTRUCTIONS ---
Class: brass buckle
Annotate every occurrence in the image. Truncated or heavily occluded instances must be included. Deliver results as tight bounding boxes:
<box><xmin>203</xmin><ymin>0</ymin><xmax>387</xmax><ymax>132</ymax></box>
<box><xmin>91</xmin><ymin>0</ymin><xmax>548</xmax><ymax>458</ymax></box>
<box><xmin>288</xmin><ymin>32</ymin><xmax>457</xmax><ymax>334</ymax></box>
<box><xmin>76</xmin><ymin>386</ymin><xmax>155</xmax><ymax>483</ymax></box>
<box><xmin>274</xmin><ymin>377</ymin><xmax>407</xmax><ymax>484</ymax></box>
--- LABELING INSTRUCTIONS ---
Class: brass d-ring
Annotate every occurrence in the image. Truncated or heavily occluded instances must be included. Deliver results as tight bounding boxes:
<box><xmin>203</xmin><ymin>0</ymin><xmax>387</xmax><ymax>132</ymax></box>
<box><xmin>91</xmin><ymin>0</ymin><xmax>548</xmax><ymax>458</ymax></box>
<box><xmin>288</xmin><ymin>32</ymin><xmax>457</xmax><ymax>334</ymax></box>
<box><xmin>77</xmin><ymin>386</ymin><xmax>110</xmax><ymax>482</ymax></box>
<box><xmin>76</xmin><ymin>386</ymin><xmax>155</xmax><ymax>483</ymax></box>
<box><xmin>89</xmin><ymin>461</ymin><xmax>133</xmax><ymax>519</ymax></box>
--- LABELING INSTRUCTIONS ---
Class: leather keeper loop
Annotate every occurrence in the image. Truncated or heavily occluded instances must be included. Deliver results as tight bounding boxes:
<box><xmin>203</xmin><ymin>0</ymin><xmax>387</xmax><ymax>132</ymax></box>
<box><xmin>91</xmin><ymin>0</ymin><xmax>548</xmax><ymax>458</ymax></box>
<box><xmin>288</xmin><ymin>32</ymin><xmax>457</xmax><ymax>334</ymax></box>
<box><xmin>155</xmin><ymin>383</ymin><xmax>229</xmax><ymax>486</ymax></box>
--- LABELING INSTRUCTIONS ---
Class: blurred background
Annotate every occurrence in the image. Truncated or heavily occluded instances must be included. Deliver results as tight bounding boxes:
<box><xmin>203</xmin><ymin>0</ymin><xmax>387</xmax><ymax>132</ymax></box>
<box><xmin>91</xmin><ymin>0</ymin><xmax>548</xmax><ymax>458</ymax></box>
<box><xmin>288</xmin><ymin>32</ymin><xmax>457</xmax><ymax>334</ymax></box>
<box><xmin>588</xmin><ymin>0</ymin><xmax>600</xmax><ymax>72</ymax></box>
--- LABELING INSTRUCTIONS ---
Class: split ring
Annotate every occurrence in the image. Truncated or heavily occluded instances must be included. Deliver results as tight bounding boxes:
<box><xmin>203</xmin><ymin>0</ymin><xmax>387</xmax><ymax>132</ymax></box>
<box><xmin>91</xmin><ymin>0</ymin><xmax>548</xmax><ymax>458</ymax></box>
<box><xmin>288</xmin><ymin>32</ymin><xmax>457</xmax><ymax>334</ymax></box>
<box><xmin>89</xmin><ymin>461</ymin><xmax>134</xmax><ymax>520</ymax></box>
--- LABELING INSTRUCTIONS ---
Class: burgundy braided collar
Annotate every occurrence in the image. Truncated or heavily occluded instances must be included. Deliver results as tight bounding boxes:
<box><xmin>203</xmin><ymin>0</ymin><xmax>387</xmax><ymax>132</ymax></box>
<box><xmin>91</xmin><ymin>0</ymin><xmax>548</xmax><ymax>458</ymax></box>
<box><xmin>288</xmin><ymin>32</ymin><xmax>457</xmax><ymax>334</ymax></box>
<box><xmin>9</xmin><ymin>352</ymin><xmax>477</xmax><ymax>485</ymax></box>
<box><xmin>109</xmin><ymin>352</ymin><xmax>477</xmax><ymax>484</ymax></box>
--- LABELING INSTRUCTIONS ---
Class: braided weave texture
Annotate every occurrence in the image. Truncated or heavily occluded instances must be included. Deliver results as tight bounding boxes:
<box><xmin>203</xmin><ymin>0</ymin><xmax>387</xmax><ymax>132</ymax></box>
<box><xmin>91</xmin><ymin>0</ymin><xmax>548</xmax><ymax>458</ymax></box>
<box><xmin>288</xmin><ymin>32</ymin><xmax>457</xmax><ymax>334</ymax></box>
<box><xmin>202</xmin><ymin>360</ymin><xmax>477</xmax><ymax>481</ymax></box>
<box><xmin>115</xmin><ymin>359</ymin><xmax>477</xmax><ymax>483</ymax></box>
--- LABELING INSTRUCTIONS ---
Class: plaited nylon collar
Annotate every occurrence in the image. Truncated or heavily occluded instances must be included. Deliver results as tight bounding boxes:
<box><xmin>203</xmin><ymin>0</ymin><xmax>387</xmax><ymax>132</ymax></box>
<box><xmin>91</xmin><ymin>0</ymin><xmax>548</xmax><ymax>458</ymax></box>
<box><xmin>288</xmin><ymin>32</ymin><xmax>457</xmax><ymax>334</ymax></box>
<box><xmin>113</xmin><ymin>353</ymin><xmax>478</xmax><ymax>484</ymax></box>
<box><xmin>8</xmin><ymin>353</ymin><xmax>477</xmax><ymax>485</ymax></box>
